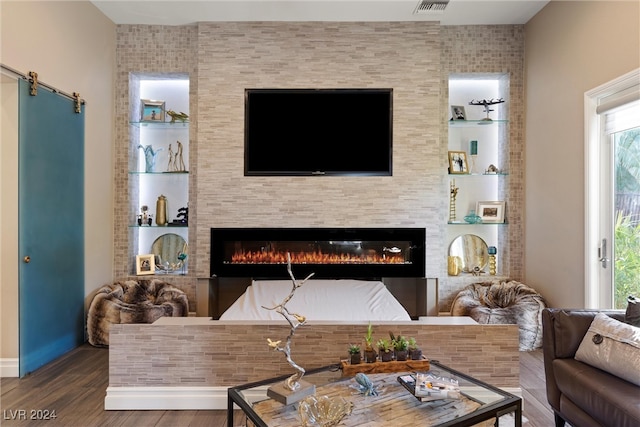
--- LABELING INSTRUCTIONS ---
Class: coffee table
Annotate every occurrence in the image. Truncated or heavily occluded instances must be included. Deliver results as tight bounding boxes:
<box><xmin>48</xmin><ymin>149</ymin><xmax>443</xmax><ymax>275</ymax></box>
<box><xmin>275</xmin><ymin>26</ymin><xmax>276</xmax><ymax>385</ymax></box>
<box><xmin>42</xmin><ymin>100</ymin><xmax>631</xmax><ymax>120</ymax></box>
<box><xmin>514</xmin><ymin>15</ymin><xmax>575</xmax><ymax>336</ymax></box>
<box><xmin>227</xmin><ymin>360</ymin><xmax>522</xmax><ymax>427</ymax></box>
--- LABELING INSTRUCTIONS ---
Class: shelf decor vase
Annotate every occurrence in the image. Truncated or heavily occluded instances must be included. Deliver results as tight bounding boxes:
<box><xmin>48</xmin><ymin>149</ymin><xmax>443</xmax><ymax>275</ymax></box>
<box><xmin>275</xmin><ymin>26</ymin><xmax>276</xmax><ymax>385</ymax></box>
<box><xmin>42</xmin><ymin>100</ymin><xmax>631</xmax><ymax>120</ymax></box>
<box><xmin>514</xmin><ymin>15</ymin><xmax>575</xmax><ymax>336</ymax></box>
<box><xmin>447</xmin><ymin>256</ymin><xmax>461</xmax><ymax>276</ymax></box>
<box><xmin>155</xmin><ymin>195</ymin><xmax>167</xmax><ymax>226</ymax></box>
<box><xmin>138</xmin><ymin>144</ymin><xmax>163</xmax><ymax>173</ymax></box>
<box><xmin>464</xmin><ymin>210</ymin><xmax>482</xmax><ymax>224</ymax></box>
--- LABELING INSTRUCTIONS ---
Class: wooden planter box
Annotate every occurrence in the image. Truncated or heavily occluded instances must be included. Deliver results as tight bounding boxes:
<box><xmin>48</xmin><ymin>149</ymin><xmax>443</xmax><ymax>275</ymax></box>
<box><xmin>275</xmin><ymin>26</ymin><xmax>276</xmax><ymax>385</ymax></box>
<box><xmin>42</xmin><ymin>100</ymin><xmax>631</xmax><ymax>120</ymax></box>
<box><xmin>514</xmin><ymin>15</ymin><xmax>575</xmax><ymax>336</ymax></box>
<box><xmin>340</xmin><ymin>358</ymin><xmax>430</xmax><ymax>377</ymax></box>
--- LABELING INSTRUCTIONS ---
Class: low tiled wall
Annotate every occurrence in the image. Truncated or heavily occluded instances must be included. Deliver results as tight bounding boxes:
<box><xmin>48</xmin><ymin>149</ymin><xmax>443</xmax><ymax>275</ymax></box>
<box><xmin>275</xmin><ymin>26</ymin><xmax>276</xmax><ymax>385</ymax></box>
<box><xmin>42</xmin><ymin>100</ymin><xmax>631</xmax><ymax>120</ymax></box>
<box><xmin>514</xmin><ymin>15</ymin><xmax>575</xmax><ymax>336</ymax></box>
<box><xmin>109</xmin><ymin>318</ymin><xmax>519</xmax><ymax>389</ymax></box>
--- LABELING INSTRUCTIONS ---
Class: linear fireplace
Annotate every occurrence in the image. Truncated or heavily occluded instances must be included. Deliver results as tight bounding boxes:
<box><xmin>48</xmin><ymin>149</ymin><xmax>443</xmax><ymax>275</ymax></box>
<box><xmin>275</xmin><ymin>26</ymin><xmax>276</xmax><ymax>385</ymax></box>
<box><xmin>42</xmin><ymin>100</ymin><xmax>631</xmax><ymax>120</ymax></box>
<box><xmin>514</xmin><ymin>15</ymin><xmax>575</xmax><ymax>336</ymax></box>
<box><xmin>210</xmin><ymin>227</ymin><xmax>426</xmax><ymax>278</ymax></box>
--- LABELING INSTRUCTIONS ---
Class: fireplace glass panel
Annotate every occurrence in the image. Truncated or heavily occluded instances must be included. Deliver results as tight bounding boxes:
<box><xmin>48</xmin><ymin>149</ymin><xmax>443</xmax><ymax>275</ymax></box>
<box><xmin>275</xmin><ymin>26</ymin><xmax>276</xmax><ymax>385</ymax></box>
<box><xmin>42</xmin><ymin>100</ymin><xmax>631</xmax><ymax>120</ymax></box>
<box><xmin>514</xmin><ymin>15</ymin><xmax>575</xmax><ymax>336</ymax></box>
<box><xmin>225</xmin><ymin>240</ymin><xmax>413</xmax><ymax>266</ymax></box>
<box><xmin>211</xmin><ymin>228</ymin><xmax>426</xmax><ymax>278</ymax></box>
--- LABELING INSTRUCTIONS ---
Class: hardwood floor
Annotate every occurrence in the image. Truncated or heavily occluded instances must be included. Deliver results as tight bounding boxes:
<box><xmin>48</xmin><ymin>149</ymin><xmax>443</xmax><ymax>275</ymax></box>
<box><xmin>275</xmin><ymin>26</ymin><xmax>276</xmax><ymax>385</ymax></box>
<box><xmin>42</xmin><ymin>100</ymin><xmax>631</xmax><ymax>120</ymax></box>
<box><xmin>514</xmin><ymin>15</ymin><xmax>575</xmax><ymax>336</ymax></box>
<box><xmin>1</xmin><ymin>344</ymin><xmax>556</xmax><ymax>426</ymax></box>
<box><xmin>518</xmin><ymin>349</ymin><xmax>556</xmax><ymax>427</ymax></box>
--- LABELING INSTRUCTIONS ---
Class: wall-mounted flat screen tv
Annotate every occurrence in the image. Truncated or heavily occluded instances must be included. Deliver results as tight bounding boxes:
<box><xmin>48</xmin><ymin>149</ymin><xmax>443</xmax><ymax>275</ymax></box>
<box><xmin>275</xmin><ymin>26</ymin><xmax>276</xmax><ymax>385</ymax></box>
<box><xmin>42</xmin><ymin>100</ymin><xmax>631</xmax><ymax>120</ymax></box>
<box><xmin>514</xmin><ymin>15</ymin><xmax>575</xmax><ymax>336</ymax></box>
<box><xmin>244</xmin><ymin>88</ymin><xmax>393</xmax><ymax>176</ymax></box>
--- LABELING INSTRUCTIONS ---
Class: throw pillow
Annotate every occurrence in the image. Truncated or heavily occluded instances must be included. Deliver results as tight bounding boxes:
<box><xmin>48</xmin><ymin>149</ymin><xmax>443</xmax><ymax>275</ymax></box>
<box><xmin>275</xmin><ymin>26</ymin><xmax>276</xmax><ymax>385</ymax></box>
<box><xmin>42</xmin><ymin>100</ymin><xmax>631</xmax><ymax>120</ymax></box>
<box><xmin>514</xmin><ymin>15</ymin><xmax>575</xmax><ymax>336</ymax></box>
<box><xmin>575</xmin><ymin>313</ymin><xmax>640</xmax><ymax>386</ymax></box>
<box><xmin>626</xmin><ymin>295</ymin><xmax>640</xmax><ymax>327</ymax></box>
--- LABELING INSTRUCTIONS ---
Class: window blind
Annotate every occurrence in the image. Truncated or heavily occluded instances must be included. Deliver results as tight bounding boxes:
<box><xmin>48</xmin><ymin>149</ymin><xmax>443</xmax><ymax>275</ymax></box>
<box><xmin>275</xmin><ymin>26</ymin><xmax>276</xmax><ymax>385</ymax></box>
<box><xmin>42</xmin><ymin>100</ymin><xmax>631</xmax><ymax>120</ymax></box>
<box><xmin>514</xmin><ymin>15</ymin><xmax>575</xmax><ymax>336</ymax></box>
<box><xmin>597</xmin><ymin>85</ymin><xmax>640</xmax><ymax>134</ymax></box>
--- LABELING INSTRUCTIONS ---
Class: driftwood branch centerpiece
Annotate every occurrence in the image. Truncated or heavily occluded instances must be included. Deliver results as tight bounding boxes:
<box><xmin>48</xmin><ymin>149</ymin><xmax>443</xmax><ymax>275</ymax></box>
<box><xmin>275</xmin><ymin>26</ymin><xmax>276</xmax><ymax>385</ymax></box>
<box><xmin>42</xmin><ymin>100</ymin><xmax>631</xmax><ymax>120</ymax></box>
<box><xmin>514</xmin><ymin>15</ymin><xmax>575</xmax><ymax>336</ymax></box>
<box><xmin>263</xmin><ymin>253</ymin><xmax>316</xmax><ymax>405</ymax></box>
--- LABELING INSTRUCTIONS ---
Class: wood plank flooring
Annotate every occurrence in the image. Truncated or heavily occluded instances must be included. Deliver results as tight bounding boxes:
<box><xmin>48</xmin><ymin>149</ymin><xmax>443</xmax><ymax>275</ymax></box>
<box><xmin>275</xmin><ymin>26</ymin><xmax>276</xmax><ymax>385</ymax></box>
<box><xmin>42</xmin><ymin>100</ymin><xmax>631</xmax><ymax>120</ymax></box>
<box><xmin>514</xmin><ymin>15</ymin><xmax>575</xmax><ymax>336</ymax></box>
<box><xmin>1</xmin><ymin>344</ymin><xmax>556</xmax><ymax>426</ymax></box>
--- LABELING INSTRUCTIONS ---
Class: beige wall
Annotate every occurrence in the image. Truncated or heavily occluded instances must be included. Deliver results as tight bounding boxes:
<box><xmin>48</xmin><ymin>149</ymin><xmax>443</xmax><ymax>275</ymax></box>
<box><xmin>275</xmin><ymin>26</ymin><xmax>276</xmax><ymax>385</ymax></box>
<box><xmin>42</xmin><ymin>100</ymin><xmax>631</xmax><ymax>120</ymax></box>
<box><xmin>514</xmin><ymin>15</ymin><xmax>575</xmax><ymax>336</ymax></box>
<box><xmin>0</xmin><ymin>1</ymin><xmax>115</xmax><ymax>360</ymax></box>
<box><xmin>524</xmin><ymin>1</ymin><xmax>640</xmax><ymax>307</ymax></box>
<box><xmin>1</xmin><ymin>76</ymin><xmax>19</xmax><ymax>362</ymax></box>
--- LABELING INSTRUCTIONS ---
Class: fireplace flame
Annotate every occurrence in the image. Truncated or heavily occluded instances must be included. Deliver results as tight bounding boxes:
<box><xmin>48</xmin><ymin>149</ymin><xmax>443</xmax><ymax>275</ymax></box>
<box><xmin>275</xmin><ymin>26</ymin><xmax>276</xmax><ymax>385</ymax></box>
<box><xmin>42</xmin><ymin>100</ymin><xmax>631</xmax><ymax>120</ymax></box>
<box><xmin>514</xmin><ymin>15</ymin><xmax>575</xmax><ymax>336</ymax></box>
<box><xmin>229</xmin><ymin>250</ymin><xmax>407</xmax><ymax>265</ymax></box>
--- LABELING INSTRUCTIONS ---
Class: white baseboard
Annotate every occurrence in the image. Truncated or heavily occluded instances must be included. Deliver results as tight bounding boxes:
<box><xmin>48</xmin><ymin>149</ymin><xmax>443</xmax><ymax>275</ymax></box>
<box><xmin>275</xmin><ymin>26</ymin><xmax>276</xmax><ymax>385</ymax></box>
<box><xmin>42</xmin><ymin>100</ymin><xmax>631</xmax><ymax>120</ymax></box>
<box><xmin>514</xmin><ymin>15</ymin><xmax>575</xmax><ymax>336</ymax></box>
<box><xmin>105</xmin><ymin>385</ymin><xmax>522</xmax><ymax>411</ymax></box>
<box><xmin>105</xmin><ymin>385</ymin><xmax>269</xmax><ymax>410</ymax></box>
<box><xmin>0</xmin><ymin>358</ymin><xmax>19</xmax><ymax>377</ymax></box>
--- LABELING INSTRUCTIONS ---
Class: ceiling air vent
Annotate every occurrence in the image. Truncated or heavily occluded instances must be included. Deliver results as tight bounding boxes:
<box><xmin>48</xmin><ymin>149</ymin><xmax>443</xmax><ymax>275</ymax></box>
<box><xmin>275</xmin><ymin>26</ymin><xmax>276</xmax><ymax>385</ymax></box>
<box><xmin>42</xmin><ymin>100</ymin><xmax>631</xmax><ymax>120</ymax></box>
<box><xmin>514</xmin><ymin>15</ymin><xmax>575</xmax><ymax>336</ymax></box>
<box><xmin>413</xmin><ymin>0</ymin><xmax>449</xmax><ymax>14</ymax></box>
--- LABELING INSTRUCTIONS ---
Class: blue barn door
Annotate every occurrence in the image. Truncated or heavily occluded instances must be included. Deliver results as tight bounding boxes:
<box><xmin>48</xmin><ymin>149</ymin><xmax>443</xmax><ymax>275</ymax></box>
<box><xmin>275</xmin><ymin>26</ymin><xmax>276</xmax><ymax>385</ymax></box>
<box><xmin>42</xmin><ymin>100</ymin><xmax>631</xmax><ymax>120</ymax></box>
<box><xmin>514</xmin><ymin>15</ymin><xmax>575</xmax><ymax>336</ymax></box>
<box><xmin>18</xmin><ymin>78</ymin><xmax>85</xmax><ymax>376</ymax></box>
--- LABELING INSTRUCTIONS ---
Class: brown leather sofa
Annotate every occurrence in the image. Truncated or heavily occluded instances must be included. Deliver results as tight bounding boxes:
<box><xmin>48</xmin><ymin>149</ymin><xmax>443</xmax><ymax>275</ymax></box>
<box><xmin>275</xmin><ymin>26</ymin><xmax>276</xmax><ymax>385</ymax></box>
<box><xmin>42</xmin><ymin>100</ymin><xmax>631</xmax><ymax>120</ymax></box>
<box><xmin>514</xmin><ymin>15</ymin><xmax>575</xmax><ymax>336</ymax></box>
<box><xmin>542</xmin><ymin>308</ymin><xmax>640</xmax><ymax>427</ymax></box>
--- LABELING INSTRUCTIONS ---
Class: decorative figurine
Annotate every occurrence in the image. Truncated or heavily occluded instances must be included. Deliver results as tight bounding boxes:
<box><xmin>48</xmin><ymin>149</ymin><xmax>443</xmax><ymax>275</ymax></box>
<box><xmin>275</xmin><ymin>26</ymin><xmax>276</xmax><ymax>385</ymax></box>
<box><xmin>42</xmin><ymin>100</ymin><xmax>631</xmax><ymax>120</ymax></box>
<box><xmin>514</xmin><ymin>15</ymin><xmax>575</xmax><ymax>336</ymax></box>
<box><xmin>140</xmin><ymin>205</ymin><xmax>149</xmax><ymax>226</ymax></box>
<box><xmin>166</xmin><ymin>143</ymin><xmax>175</xmax><ymax>172</ymax></box>
<box><xmin>449</xmin><ymin>180</ymin><xmax>459</xmax><ymax>222</ymax></box>
<box><xmin>136</xmin><ymin>213</ymin><xmax>153</xmax><ymax>226</ymax></box>
<box><xmin>176</xmin><ymin>140</ymin><xmax>186</xmax><ymax>172</ymax></box>
<box><xmin>353</xmin><ymin>373</ymin><xmax>381</xmax><ymax>397</ymax></box>
<box><xmin>176</xmin><ymin>206</ymin><xmax>188</xmax><ymax>225</ymax></box>
<box><xmin>263</xmin><ymin>253</ymin><xmax>316</xmax><ymax>405</ymax></box>
<box><xmin>178</xmin><ymin>252</ymin><xmax>187</xmax><ymax>275</ymax></box>
<box><xmin>165</xmin><ymin>110</ymin><xmax>189</xmax><ymax>123</ymax></box>
<box><xmin>468</xmin><ymin>98</ymin><xmax>505</xmax><ymax>121</ymax></box>
<box><xmin>486</xmin><ymin>164</ymin><xmax>500</xmax><ymax>174</ymax></box>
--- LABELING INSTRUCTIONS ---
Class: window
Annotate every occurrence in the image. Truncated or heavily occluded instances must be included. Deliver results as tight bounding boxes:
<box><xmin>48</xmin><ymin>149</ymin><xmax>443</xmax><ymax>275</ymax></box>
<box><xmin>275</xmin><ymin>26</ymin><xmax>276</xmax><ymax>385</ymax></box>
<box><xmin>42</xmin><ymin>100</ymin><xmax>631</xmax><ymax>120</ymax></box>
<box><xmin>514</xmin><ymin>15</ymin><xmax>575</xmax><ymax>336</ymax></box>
<box><xmin>585</xmin><ymin>69</ymin><xmax>640</xmax><ymax>308</ymax></box>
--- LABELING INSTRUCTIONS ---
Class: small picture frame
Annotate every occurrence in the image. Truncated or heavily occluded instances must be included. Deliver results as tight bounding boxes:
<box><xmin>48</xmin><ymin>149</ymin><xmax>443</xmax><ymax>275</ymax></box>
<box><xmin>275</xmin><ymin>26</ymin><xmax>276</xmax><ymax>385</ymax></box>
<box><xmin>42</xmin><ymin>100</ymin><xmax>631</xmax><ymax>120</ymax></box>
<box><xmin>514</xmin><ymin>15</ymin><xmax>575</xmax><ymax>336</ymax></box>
<box><xmin>136</xmin><ymin>254</ymin><xmax>156</xmax><ymax>275</ymax></box>
<box><xmin>448</xmin><ymin>151</ymin><xmax>469</xmax><ymax>174</ymax></box>
<box><xmin>140</xmin><ymin>99</ymin><xmax>165</xmax><ymax>122</ymax></box>
<box><xmin>476</xmin><ymin>201</ymin><xmax>506</xmax><ymax>223</ymax></box>
<box><xmin>451</xmin><ymin>105</ymin><xmax>466</xmax><ymax>120</ymax></box>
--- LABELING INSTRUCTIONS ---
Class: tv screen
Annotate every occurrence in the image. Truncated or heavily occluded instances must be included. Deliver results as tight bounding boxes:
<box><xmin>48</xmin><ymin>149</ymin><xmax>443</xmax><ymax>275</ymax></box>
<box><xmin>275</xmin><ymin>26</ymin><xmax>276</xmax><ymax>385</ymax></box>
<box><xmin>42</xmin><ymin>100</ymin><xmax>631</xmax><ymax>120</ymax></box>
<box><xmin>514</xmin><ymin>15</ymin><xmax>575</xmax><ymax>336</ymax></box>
<box><xmin>244</xmin><ymin>88</ymin><xmax>393</xmax><ymax>176</ymax></box>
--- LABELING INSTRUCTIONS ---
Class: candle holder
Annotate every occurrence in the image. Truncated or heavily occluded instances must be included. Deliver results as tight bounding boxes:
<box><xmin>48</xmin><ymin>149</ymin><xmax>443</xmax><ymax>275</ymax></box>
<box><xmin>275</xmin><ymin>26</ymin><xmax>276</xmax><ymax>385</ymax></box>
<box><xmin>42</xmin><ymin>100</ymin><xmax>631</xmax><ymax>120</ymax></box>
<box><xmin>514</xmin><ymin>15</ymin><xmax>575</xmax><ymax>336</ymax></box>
<box><xmin>488</xmin><ymin>246</ymin><xmax>497</xmax><ymax>275</ymax></box>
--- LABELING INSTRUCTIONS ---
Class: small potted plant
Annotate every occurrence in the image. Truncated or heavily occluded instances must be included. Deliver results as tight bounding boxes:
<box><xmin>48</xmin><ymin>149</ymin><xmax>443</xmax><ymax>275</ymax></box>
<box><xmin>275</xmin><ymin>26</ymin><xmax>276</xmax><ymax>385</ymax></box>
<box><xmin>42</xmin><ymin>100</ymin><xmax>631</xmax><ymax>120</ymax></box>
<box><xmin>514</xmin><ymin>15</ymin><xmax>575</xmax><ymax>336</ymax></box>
<box><xmin>392</xmin><ymin>334</ymin><xmax>409</xmax><ymax>361</ymax></box>
<box><xmin>348</xmin><ymin>344</ymin><xmax>361</xmax><ymax>365</ymax></box>
<box><xmin>408</xmin><ymin>337</ymin><xmax>422</xmax><ymax>360</ymax></box>
<box><xmin>376</xmin><ymin>338</ymin><xmax>393</xmax><ymax>362</ymax></box>
<box><xmin>363</xmin><ymin>323</ymin><xmax>377</xmax><ymax>363</ymax></box>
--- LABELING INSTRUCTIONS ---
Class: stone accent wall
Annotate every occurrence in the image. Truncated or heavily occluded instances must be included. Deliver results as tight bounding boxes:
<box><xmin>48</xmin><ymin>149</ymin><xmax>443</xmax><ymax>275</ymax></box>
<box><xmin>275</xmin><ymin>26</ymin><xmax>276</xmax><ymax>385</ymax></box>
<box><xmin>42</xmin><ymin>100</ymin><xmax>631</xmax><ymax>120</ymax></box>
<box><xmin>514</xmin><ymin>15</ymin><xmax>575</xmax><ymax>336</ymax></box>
<box><xmin>109</xmin><ymin>321</ymin><xmax>520</xmax><ymax>389</ymax></box>
<box><xmin>194</xmin><ymin>22</ymin><xmax>442</xmax><ymax>280</ymax></box>
<box><xmin>112</xmin><ymin>22</ymin><xmax>525</xmax><ymax>313</ymax></box>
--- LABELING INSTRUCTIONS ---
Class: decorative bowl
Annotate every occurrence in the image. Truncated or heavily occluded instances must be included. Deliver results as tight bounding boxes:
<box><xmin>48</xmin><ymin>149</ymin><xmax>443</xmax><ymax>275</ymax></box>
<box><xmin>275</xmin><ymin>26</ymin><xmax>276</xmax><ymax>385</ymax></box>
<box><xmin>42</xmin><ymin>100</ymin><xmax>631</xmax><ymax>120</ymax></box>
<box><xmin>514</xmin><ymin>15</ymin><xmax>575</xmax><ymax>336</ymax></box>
<box><xmin>298</xmin><ymin>395</ymin><xmax>353</xmax><ymax>427</ymax></box>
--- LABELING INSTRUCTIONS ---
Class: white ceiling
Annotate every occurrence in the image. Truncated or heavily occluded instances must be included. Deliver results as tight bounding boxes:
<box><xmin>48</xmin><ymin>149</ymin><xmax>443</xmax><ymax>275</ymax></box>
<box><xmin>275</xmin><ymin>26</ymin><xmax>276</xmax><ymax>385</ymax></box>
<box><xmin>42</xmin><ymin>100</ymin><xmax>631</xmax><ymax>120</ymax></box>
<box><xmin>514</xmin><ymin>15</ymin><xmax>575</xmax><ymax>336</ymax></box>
<box><xmin>90</xmin><ymin>0</ymin><xmax>549</xmax><ymax>26</ymax></box>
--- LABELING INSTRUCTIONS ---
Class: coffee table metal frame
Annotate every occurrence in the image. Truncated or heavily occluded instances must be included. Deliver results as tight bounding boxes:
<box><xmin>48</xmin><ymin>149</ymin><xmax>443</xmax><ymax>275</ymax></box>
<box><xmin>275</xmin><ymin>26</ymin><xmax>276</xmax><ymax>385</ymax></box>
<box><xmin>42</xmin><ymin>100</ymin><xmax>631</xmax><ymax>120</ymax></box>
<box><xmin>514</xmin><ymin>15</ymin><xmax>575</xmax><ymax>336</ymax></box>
<box><xmin>227</xmin><ymin>360</ymin><xmax>522</xmax><ymax>427</ymax></box>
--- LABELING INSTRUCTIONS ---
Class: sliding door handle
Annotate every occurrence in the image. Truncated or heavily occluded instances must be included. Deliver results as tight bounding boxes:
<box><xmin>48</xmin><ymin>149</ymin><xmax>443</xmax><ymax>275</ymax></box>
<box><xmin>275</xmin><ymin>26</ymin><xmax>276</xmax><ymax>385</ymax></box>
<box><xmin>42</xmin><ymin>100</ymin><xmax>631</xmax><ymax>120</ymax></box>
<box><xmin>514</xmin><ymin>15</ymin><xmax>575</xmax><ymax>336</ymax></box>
<box><xmin>598</xmin><ymin>239</ymin><xmax>609</xmax><ymax>268</ymax></box>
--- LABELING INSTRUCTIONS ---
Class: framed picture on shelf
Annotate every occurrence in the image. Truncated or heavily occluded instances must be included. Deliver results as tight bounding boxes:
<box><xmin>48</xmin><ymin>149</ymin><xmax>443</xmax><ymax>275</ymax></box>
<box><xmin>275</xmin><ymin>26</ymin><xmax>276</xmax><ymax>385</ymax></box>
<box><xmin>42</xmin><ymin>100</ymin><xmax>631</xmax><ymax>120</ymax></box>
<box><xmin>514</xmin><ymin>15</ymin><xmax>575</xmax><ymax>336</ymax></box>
<box><xmin>476</xmin><ymin>201</ymin><xmax>506</xmax><ymax>223</ymax></box>
<box><xmin>140</xmin><ymin>99</ymin><xmax>165</xmax><ymax>122</ymax></box>
<box><xmin>136</xmin><ymin>254</ymin><xmax>156</xmax><ymax>275</ymax></box>
<box><xmin>448</xmin><ymin>151</ymin><xmax>469</xmax><ymax>174</ymax></box>
<box><xmin>451</xmin><ymin>105</ymin><xmax>466</xmax><ymax>120</ymax></box>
